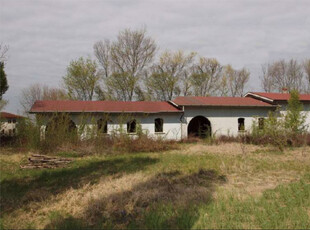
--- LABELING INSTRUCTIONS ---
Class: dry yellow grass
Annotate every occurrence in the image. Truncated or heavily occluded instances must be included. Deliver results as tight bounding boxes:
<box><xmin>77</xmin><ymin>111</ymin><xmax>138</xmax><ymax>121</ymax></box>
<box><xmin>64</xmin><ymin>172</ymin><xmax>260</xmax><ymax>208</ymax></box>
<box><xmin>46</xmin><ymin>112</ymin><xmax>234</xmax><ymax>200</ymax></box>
<box><xmin>1</xmin><ymin>143</ymin><xmax>309</xmax><ymax>229</ymax></box>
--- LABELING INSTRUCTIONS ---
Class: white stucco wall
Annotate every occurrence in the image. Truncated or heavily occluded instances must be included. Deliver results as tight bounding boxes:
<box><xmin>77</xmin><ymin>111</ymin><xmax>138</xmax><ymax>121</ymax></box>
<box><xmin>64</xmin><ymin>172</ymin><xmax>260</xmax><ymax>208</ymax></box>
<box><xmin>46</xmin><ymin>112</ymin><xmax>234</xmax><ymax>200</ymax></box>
<box><xmin>39</xmin><ymin>112</ymin><xmax>183</xmax><ymax>140</ymax></box>
<box><xmin>277</xmin><ymin>102</ymin><xmax>310</xmax><ymax>131</ymax></box>
<box><xmin>304</xmin><ymin>104</ymin><xmax>310</xmax><ymax>131</ymax></box>
<box><xmin>182</xmin><ymin>106</ymin><xmax>274</xmax><ymax>137</ymax></box>
<box><xmin>0</xmin><ymin>121</ymin><xmax>17</xmax><ymax>135</ymax></box>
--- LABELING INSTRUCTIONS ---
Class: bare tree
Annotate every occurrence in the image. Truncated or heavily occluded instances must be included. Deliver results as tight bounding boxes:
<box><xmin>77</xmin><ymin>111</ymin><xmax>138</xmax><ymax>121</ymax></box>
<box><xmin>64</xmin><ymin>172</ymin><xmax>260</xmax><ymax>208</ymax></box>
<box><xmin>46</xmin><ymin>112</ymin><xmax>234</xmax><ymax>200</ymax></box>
<box><xmin>223</xmin><ymin>65</ymin><xmax>250</xmax><ymax>97</ymax></box>
<box><xmin>260</xmin><ymin>59</ymin><xmax>304</xmax><ymax>93</ymax></box>
<box><xmin>0</xmin><ymin>43</ymin><xmax>9</xmax><ymax>63</ymax></box>
<box><xmin>261</xmin><ymin>63</ymin><xmax>275</xmax><ymax>92</ymax></box>
<box><xmin>304</xmin><ymin>59</ymin><xmax>310</xmax><ymax>92</ymax></box>
<box><xmin>63</xmin><ymin>57</ymin><xmax>100</xmax><ymax>101</ymax></box>
<box><xmin>145</xmin><ymin>50</ymin><xmax>196</xmax><ymax>101</ymax></box>
<box><xmin>94</xmin><ymin>28</ymin><xmax>157</xmax><ymax>101</ymax></box>
<box><xmin>189</xmin><ymin>57</ymin><xmax>223</xmax><ymax>96</ymax></box>
<box><xmin>94</xmin><ymin>39</ymin><xmax>112</xmax><ymax>79</ymax></box>
<box><xmin>20</xmin><ymin>84</ymin><xmax>68</xmax><ymax>113</ymax></box>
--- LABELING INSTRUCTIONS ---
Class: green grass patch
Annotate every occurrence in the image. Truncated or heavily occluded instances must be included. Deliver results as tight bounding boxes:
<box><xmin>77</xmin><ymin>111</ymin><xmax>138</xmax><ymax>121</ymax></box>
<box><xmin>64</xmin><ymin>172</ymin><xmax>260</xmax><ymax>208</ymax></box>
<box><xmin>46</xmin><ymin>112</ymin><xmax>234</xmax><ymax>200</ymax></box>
<box><xmin>194</xmin><ymin>174</ymin><xmax>310</xmax><ymax>229</ymax></box>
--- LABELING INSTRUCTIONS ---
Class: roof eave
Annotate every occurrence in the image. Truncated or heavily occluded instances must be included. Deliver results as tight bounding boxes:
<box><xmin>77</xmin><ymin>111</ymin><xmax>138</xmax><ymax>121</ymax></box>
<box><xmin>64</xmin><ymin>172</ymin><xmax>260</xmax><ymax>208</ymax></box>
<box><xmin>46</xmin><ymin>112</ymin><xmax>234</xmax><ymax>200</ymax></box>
<box><xmin>244</xmin><ymin>92</ymin><xmax>274</xmax><ymax>103</ymax></box>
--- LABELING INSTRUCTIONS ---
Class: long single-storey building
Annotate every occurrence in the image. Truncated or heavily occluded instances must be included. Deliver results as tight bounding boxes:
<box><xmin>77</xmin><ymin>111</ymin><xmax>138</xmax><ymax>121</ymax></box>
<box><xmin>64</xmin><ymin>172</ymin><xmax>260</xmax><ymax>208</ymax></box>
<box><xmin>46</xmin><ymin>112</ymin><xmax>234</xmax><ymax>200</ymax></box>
<box><xmin>29</xmin><ymin>92</ymin><xmax>310</xmax><ymax>140</ymax></box>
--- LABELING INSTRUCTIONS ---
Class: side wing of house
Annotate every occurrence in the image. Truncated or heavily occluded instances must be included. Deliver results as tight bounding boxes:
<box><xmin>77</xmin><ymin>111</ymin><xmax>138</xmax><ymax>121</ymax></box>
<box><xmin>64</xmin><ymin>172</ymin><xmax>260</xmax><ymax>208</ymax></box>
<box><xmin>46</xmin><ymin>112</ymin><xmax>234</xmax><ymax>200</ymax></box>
<box><xmin>245</xmin><ymin>92</ymin><xmax>310</xmax><ymax>131</ymax></box>
<box><xmin>172</xmin><ymin>96</ymin><xmax>275</xmax><ymax>138</ymax></box>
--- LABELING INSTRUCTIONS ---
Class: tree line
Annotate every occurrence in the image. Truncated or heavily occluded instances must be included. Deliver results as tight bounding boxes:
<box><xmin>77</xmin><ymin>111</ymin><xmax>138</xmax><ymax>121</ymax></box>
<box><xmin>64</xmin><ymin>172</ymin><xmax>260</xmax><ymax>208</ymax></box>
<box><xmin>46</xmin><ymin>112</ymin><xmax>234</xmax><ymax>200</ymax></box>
<box><xmin>63</xmin><ymin>28</ymin><xmax>251</xmax><ymax>102</ymax></box>
<box><xmin>63</xmin><ymin>28</ymin><xmax>310</xmax><ymax>102</ymax></box>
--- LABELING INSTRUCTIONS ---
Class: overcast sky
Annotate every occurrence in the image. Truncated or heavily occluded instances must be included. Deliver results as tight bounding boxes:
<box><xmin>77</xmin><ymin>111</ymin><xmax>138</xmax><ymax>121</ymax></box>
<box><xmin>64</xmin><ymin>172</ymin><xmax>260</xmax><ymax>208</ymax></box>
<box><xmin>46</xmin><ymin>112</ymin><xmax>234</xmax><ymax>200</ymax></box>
<box><xmin>1</xmin><ymin>0</ymin><xmax>310</xmax><ymax>114</ymax></box>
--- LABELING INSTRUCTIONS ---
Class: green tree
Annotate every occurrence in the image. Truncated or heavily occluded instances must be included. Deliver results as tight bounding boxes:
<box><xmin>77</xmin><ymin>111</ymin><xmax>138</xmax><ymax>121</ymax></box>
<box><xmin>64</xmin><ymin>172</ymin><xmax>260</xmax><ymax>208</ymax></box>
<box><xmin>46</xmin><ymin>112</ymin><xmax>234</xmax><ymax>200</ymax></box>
<box><xmin>0</xmin><ymin>62</ymin><xmax>8</xmax><ymax>100</ymax></box>
<box><xmin>223</xmin><ymin>65</ymin><xmax>250</xmax><ymax>97</ymax></box>
<box><xmin>145</xmin><ymin>50</ymin><xmax>195</xmax><ymax>100</ymax></box>
<box><xmin>285</xmin><ymin>90</ymin><xmax>307</xmax><ymax>133</ymax></box>
<box><xmin>189</xmin><ymin>58</ymin><xmax>223</xmax><ymax>96</ymax></box>
<box><xmin>105</xmin><ymin>72</ymin><xmax>139</xmax><ymax>101</ymax></box>
<box><xmin>63</xmin><ymin>57</ymin><xmax>100</xmax><ymax>101</ymax></box>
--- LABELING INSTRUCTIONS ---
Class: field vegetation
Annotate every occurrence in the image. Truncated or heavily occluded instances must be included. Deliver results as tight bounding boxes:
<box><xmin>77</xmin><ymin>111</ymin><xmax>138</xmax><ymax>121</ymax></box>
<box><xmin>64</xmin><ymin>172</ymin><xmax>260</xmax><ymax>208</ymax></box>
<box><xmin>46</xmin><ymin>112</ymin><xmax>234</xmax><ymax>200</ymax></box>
<box><xmin>1</xmin><ymin>139</ymin><xmax>310</xmax><ymax>229</ymax></box>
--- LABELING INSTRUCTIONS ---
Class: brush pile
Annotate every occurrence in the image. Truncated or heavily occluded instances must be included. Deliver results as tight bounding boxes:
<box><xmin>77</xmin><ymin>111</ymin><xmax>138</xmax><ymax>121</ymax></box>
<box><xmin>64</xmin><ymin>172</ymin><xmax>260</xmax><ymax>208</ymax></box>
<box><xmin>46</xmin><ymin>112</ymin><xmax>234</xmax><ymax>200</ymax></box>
<box><xmin>20</xmin><ymin>154</ymin><xmax>73</xmax><ymax>169</ymax></box>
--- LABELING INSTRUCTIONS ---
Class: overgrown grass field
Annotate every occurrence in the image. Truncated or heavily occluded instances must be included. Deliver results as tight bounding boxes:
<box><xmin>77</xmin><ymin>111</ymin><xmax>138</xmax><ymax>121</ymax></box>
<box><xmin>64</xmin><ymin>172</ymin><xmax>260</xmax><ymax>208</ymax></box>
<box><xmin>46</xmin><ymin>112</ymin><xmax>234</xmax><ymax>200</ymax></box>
<box><xmin>1</xmin><ymin>142</ymin><xmax>310</xmax><ymax>229</ymax></box>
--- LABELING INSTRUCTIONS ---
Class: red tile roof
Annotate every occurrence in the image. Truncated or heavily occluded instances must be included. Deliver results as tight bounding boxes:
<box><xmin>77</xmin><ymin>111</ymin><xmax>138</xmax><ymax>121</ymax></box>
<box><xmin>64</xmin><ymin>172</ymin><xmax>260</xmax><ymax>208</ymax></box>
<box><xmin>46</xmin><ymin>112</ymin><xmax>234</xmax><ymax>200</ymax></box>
<box><xmin>246</xmin><ymin>92</ymin><xmax>310</xmax><ymax>102</ymax></box>
<box><xmin>0</xmin><ymin>112</ymin><xmax>24</xmax><ymax>119</ymax></box>
<box><xmin>29</xmin><ymin>100</ymin><xmax>182</xmax><ymax>113</ymax></box>
<box><xmin>173</xmin><ymin>96</ymin><xmax>274</xmax><ymax>107</ymax></box>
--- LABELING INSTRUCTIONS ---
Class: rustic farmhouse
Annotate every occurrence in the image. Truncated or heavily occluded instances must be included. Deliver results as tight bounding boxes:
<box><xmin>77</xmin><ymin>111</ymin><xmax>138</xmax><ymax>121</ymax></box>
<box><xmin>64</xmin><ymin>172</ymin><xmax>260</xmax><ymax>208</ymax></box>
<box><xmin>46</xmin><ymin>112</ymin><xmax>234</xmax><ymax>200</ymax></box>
<box><xmin>29</xmin><ymin>92</ymin><xmax>310</xmax><ymax>140</ymax></box>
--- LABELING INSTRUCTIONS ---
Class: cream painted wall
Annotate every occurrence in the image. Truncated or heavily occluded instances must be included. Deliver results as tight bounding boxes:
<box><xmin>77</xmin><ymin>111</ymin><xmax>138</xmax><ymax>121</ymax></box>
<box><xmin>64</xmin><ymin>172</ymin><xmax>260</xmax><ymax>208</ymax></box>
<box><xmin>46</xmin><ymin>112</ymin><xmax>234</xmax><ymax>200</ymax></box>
<box><xmin>277</xmin><ymin>102</ymin><xmax>310</xmax><ymax>131</ymax></box>
<box><xmin>182</xmin><ymin>106</ymin><xmax>274</xmax><ymax>137</ymax></box>
<box><xmin>0</xmin><ymin>121</ymin><xmax>17</xmax><ymax>135</ymax></box>
<box><xmin>39</xmin><ymin>112</ymin><xmax>183</xmax><ymax>140</ymax></box>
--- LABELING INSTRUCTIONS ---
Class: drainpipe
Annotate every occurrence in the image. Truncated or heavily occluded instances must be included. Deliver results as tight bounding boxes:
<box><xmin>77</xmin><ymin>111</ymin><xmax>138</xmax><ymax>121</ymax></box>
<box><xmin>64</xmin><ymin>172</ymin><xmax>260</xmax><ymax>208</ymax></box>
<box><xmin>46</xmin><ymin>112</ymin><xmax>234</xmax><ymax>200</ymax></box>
<box><xmin>179</xmin><ymin>106</ymin><xmax>185</xmax><ymax>139</ymax></box>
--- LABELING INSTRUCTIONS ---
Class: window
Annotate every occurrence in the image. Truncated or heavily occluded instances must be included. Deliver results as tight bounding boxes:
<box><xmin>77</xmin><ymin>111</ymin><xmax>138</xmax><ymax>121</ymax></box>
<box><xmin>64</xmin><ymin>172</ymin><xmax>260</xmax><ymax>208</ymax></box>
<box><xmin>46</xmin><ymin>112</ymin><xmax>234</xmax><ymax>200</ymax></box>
<box><xmin>127</xmin><ymin>119</ymin><xmax>136</xmax><ymax>133</ymax></box>
<box><xmin>97</xmin><ymin>119</ymin><xmax>108</xmax><ymax>134</ymax></box>
<box><xmin>258</xmin><ymin>118</ymin><xmax>265</xmax><ymax>130</ymax></box>
<box><xmin>155</xmin><ymin>118</ymin><xmax>163</xmax><ymax>133</ymax></box>
<box><xmin>8</xmin><ymin>119</ymin><xmax>11</xmax><ymax>124</ymax></box>
<box><xmin>238</xmin><ymin>118</ymin><xmax>245</xmax><ymax>131</ymax></box>
<box><xmin>12</xmin><ymin>119</ymin><xmax>16</xmax><ymax>123</ymax></box>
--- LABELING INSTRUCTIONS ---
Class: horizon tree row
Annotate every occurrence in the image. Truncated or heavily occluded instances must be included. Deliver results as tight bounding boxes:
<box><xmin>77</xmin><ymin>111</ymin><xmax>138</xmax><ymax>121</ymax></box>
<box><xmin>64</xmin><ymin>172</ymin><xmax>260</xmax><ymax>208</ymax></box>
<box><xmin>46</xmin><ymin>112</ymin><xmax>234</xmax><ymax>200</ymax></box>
<box><xmin>9</xmin><ymin>27</ymin><xmax>309</xmax><ymax>113</ymax></box>
<box><xmin>64</xmin><ymin>28</ymin><xmax>251</xmax><ymax>101</ymax></box>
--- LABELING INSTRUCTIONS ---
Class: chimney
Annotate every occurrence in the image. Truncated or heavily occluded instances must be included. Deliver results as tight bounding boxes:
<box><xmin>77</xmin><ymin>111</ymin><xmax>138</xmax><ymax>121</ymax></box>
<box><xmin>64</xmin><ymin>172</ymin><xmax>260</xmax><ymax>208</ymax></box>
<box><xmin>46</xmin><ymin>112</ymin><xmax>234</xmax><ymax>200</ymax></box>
<box><xmin>282</xmin><ymin>87</ymin><xmax>288</xmax><ymax>93</ymax></box>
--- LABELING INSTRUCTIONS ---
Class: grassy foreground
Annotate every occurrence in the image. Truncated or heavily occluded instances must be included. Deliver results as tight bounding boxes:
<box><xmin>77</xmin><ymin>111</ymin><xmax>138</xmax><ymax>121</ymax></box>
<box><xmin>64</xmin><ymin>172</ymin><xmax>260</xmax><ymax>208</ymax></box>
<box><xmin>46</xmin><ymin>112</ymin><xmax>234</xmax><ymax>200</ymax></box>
<box><xmin>0</xmin><ymin>143</ymin><xmax>310</xmax><ymax>229</ymax></box>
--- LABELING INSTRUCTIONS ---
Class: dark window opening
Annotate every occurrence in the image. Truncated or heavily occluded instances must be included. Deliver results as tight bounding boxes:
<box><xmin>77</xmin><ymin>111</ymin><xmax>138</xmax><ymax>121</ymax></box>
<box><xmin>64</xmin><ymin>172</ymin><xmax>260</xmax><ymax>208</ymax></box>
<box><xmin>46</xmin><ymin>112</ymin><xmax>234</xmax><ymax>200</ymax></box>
<box><xmin>8</xmin><ymin>119</ymin><xmax>11</xmax><ymax>123</ymax></box>
<box><xmin>12</xmin><ymin>119</ymin><xmax>16</xmax><ymax>123</ymax></box>
<box><xmin>97</xmin><ymin>119</ymin><xmax>108</xmax><ymax>134</ymax></box>
<box><xmin>258</xmin><ymin>118</ymin><xmax>265</xmax><ymax>130</ymax></box>
<box><xmin>127</xmin><ymin>119</ymin><xmax>136</xmax><ymax>133</ymax></box>
<box><xmin>238</xmin><ymin>118</ymin><xmax>245</xmax><ymax>131</ymax></box>
<box><xmin>155</xmin><ymin>118</ymin><xmax>163</xmax><ymax>133</ymax></box>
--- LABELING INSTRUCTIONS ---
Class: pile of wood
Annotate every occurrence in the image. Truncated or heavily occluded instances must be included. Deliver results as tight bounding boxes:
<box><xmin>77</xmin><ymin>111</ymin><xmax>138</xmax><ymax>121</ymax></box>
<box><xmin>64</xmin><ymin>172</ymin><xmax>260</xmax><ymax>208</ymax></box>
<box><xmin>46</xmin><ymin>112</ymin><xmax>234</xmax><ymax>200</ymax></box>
<box><xmin>20</xmin><ymin>154</ymin><xmax>73</xmax><ymax>169</ymax></box>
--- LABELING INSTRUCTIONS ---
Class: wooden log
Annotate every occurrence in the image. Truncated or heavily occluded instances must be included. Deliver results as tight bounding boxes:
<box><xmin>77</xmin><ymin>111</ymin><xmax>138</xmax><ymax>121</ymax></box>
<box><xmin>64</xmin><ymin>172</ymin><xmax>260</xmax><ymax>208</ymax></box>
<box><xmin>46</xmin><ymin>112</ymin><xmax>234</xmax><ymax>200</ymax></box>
<box><xmin>20</xmin><ymin>154</ymin><xmax>73</xmax><ymax>169</ymax></box>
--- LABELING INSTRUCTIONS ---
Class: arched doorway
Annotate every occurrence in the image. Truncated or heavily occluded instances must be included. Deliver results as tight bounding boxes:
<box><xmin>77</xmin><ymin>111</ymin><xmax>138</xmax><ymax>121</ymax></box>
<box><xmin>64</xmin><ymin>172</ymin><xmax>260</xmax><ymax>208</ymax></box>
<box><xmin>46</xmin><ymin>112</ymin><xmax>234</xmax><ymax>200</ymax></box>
<box><xmin>188</xmin><ymin>116</ymin><xmax>211</xmax><ymax>138</ymax></box>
